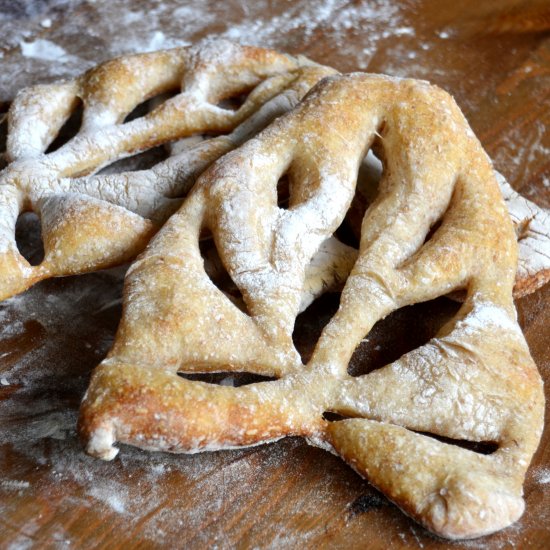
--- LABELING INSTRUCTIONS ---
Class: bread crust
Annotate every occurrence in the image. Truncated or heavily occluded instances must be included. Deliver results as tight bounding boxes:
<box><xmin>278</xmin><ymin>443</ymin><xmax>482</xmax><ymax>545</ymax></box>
<box><xmin>79</xmin><ymin>73</ymin><xmax>545</xmax><ymax>540</ymax></box>
<box><xmin>0</xmin><ymin>40</ymin><xmax>335</xmax><ymax>300</ymax></box>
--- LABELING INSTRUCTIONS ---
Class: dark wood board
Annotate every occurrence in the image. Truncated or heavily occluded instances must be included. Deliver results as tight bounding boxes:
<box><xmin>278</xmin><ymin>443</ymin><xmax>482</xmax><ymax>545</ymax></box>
<box><xmin>1</xmin><ymin>1</ymin><xmax>549</xmax><ymax>548</ymax></box>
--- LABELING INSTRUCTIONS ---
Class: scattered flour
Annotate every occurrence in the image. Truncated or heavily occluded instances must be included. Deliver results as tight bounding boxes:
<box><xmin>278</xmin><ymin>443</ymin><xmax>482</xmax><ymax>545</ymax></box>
<box><xmin>0</xmin><ymin>0</ymin><xmax>406</xmax><ymax>100</ymax></box>
<box><xmin>0</xmin><ymin>1</ymin><xmax>548</xmax><ymax>548</ymax></box>
<box><xmin>535</xmin><ymin>467</ymin><xmax>550</xmax><ymax>485</ymax></box>
<box><xmin>20</xmin><ymin>39</ymin><xmax>73</xmax><ymax>62</ymax></box>
<box><xmin>88</xmin><ymin>482</ymin><xmax>129</xmax><ymax>514</ymax></box>
<box><xmin>1</xmin><ymin>479</ymin><xmax>31</xmax><ymax>490</ymax></box>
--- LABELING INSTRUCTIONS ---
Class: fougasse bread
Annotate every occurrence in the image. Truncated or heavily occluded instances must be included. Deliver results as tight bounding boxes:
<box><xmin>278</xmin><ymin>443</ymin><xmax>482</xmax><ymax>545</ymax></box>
<box><xmin>0</xmin><ymin>40</ymin><xmax>336</xmax><ymax>300</ymax></box>
<box><xmin>79</xmin><ymin>72</ymin><xmax>546</xmax><ymax>540</ymax></box>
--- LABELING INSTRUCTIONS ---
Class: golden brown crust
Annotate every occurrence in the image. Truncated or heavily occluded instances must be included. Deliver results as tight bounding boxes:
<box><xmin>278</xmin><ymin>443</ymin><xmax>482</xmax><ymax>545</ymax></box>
<box><xmin>1</xmin><ymin>42</ymin><xmax>547</xmax><ymax>304</ymax></box>
<box><xmin>0</xmin><ymin>40</ymin><xmax>336</xmax><ymax>300</ymax></box>
<box><xmin>79</xmin><ymin>73</ymin><xmax>544</xmax><ymax>540</ymax></box>
<box><xmin>349</xmin><ymin>155</ymin><xmax>550</xmax><ymax>300</ymax></box>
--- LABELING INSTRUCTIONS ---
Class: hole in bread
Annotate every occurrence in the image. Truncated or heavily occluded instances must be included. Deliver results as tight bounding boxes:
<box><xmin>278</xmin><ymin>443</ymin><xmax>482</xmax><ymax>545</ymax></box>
<box><xmin>335</xmin><ymin>150</ymin><xmax>383</xmax><ymax>249</ymax></box>
<box><xmin>123</xmin><ymin>91</ymin><xmax>179</xmax><ymax>124</ymax></box>
<box><xmin>96</xmin><ymin>145</ymin><xmax>169</xmax><ymax>176</ymax></box>
<box><xmin>412</xmin><ymin>430</ymin><xmax>498</xmax><ymax>455</ymax></box>
<box><xmin>321</xmin><ymin>413</ymin><xmax>498</xmax><ymax>455</ymax></box>
<box><xmin>422</xmin><ymin>218</ymin><xmax>443</xmax><ymax>244</ymax></box>
<box><xmin>293</xmin><ymin>292</ymin><xmax>342</xmax><ymax>364</ymax></box>
<box><xmin>199</xmin><ymin>234</ymin><xmax>249</xmax><ymax>315</ymax></box>
<box><xmin>45</xmin><ymin>100</ymin><xmax>83</xmax><ymax>154</ymax></box>
<box><xmin>15</xmin><ymin>212</ymin><xmax>44</xmax><ymax>266</ymax></box>
<box><xmin>357</xmin><ymin>149</ymin><xmax>384</xmax><ymax>206</ymax></box>
<box><xmin>177</xmin><ymin>372</ymin><xmax>276</xmax><ymax>386</ymax></box>
<box><xmin>334</xmin><ymin>213</ymin><xmax>360</xmax><ymax>249</ymax></box>
<box><xmin>322</xmin><ymin>411</ymin><xmax>350</xmax><ymax>422</ymax></box>
<box><xmin>397</xmin><ymin>180</ymin><xmax>457</xmax><ymax>270</ymax></box>
<box><xmin>347</xmin><ymin>296</ymin><xmax>460</xmax><ymax>377</ymax></box>
<box><xmin>216</xmin><ymin>89</ymin><xmax>252</xmax><ymax>112</ymax></box>
<box><xmin>292</xmin><ymin>236</ymin><xmax>359</xmax><ymax>363</ymax></box>
<box><xmin>277</xmin><ymin>173</ymin><xmax>290</xmax><ymax>209</ymax></box>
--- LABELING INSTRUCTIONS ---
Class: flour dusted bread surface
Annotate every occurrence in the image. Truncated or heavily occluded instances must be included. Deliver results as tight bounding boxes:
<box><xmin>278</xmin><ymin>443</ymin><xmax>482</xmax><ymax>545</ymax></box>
<box><xmin>1</xmin><ymin>40</ymin><xmax>548</xmax><ymax>303</ymax></box>
<box><xmin>351</xmin><ymin>153</ymin><xmax>550</xmax><ymax>300</ymax></box>
<box><xmin>496</xmin><ymin>172</ymin><xmax>550</xmax><ymax>298</ymax></box>
<box><xmin>79</xmin><ymin>73</ymin><xmax>544</xmax><ymax>540</ymax></box>
<box><xmin>0</xmin><ymin>40</ymin><xmax>336</xmax><ymax>300</ymax></box>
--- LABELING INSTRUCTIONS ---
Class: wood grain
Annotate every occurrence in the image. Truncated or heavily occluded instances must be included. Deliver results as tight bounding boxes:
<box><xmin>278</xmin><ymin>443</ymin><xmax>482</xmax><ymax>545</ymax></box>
<box><xmin>1</xmin><ymin>1</ymin><xmax>549</xmax><ymax>548</ymax></box>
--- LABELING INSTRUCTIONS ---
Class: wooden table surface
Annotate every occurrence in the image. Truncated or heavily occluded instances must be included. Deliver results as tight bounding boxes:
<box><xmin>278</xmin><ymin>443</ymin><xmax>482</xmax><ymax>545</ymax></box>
<box><xmin>1</xmin><ymin>1</ymin><xmax>549</xmax><ymax>548</ymax></box>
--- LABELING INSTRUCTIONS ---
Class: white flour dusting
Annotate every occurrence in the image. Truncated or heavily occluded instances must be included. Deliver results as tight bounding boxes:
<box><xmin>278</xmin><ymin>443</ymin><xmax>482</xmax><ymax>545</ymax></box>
<box><xmin>1</xmin><ymin>479</ymin><xmax>31</xmax><ymax>490</ymax></box>
<box><xmin>0</xmin><ymin>0</ymin><xmax>406</xmax><ymax>101</ymax></box>
<box><xmin>535</xmin><ymin>467</ymin><xmax>550</xmax><ymax>485</ymax></box>
<box><xmin>20</xmin><ymin>39</ymin><xmax>73</xmax><ymax>62</ymax></box>
<box><xmin>0</xmin><ymin>1</ymin><xmax>549</xmax><ymax>548</ymax></box>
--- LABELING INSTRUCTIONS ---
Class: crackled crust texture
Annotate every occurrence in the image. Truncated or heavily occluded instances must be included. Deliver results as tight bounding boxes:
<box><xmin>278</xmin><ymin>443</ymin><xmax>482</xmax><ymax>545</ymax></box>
<box><xmin>0</xmin><ymin>40</ymin><xmax>337</xmax><ymax>300</ymax></box>
<box><xmin>79</xmin><ymin>74</ymin><xmax>545</xmax><ymax>540</ymax></box>
<box><xmin>496</xmin><ymin>172</ymin><xmax>550</xmax><ymax>297</ymax></box>
<box><xmin>1</xmin><ymin>40</ymin><xmax>548</xmax><ymax>303</ymax></box>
